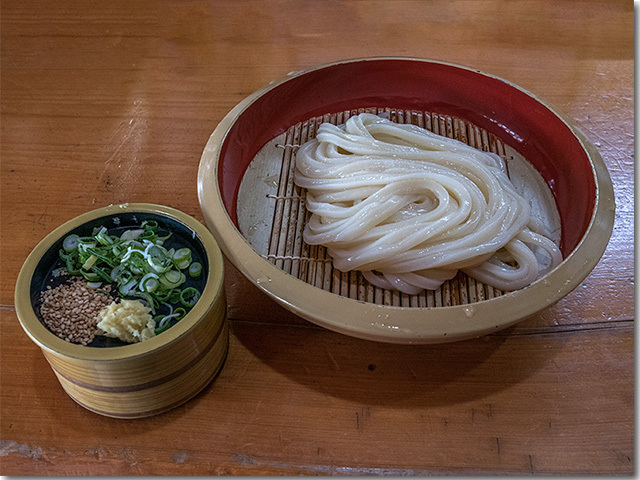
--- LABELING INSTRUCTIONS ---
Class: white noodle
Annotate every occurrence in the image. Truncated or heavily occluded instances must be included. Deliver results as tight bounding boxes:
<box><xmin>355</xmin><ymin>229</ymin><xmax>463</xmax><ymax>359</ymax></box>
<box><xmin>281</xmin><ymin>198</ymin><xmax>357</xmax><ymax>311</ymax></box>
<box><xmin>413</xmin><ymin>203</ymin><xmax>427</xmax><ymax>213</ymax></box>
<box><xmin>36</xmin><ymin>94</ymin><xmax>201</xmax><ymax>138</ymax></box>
<box><xmin>293</xmin><ymin>113</ymin><xmax>562</xmax><ymax>294</ymax></box>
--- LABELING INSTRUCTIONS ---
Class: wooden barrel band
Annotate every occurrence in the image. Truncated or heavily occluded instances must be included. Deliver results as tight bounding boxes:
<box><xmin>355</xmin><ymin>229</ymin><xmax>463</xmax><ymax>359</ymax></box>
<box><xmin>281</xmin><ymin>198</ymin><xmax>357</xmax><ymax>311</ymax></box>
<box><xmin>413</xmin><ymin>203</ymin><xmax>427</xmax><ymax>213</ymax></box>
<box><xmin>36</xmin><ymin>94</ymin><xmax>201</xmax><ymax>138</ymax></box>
<box><xmin>50</xmin><ymin>319</ymin><xmax>225</xmax><ymax>394</ymax></box>
<box><xmin>65</xmin><ymin>343</ymin><xmax>230</xmax><ymax>419</ymax></box>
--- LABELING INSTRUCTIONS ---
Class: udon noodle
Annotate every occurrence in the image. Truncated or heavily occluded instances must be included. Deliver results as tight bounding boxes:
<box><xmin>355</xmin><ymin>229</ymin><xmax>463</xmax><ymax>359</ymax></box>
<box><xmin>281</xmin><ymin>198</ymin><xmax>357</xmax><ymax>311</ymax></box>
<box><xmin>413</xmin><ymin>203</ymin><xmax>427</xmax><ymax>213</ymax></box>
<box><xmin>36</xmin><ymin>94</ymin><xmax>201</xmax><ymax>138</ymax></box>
<box><xmin>293</xmin><ymin>113</ymin><xmax>562</xmax><ymax>295</ymax></box>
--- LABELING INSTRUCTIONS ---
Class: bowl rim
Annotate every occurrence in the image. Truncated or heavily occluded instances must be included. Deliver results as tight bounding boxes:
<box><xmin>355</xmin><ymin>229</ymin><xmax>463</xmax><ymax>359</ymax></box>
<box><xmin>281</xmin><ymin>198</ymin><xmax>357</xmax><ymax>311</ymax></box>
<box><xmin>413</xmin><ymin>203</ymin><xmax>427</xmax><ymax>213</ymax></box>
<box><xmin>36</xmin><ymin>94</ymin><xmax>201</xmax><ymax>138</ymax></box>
<box><xmin>197</xmin><ymin>56</ymin><xmax>615</xmax><ymax>344</ymax></box>
<box><xmin>14</xmin><ymin>203</ymin><xmax>225</xmax><ymax>359</ymax></box>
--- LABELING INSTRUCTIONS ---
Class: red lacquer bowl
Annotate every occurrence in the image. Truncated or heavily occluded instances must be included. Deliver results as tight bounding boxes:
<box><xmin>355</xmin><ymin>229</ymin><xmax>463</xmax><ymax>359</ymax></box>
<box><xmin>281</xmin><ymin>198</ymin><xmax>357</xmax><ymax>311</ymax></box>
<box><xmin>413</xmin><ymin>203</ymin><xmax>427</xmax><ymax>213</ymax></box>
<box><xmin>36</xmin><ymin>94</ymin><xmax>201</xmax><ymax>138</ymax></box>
<box><xmin>198</xmin><ymin>57</ymin><xmax>614</xmax><ymax>344</ymax></box>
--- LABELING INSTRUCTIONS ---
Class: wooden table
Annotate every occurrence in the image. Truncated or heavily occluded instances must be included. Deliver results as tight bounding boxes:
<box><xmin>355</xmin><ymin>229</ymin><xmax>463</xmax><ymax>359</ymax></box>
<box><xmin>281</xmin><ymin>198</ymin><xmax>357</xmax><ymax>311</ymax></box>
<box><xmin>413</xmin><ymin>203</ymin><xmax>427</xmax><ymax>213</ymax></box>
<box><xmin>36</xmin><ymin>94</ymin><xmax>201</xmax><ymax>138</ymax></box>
<box><xmin>1</xmin><ymin>0</ymin><xmax>633</xmax><ymax>475</ymax></box>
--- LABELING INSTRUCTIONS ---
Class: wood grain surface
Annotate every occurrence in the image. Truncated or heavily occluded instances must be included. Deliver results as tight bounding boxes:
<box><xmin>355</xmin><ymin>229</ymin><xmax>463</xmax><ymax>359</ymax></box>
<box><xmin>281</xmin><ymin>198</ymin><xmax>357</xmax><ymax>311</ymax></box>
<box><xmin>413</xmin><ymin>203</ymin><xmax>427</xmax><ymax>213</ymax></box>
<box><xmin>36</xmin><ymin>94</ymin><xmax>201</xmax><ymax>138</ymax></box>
<box><xmin>1</xmin><ymin>0</ymin><xmax>634</xmax><ymax>475</ymax></box>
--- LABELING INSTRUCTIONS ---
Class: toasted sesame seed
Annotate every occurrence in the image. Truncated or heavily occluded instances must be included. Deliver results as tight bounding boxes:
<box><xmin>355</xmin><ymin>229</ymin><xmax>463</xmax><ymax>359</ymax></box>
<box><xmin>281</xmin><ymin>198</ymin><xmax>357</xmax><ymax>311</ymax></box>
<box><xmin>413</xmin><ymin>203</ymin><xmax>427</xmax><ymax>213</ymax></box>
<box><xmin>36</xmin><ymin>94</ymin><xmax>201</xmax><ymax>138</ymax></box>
<box><xmin>39</xmin><ymin>278</ymin><xmax>114</xmax><ymax>345</ymax></box>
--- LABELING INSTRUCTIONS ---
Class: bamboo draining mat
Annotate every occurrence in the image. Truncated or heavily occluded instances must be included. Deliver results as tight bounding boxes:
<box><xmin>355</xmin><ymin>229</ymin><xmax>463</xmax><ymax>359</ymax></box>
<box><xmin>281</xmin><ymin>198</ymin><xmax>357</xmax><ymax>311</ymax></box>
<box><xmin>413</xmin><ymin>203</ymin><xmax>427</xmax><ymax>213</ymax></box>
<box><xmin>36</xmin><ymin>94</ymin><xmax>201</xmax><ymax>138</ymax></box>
<box><xmin>236</xmin><ymin>107</ymin><xmax>560</xmax><ymax>308</ymax></box>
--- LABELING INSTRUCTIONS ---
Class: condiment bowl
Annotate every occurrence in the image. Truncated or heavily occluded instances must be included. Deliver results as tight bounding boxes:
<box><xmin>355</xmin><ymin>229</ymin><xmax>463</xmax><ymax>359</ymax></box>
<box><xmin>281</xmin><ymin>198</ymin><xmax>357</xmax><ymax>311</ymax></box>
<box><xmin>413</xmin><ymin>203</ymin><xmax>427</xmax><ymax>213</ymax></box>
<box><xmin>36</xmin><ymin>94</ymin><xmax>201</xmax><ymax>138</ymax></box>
<box><xmin>15</xmin><ymin>203</ymin><xmax>228</xmax><ymax>418</ymax></box>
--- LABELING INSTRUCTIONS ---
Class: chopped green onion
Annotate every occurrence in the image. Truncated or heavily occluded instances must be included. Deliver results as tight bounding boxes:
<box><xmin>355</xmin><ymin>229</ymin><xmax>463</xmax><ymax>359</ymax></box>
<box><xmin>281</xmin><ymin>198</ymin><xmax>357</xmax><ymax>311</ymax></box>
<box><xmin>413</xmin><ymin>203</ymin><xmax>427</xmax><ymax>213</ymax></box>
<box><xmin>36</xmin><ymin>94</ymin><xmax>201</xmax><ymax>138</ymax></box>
<box><xmin>120</xmin><ymin>229</ymin><xmax>143</xmax><ymax>242</ymax></box>
<box><xmin>121</xmin><ymin>246</ymin><xmax>145</xmax><ymax>262</ymax></box>
<box><xmin>172</xmin><ymin>248</ymin><xmax>192</xmax><ymax>270</ymax></box>
<box><xmin>91</xmin><ymin>265</ymin><xmax>113</xmax><ymax>283</ymax></box>
<box><xmin>139</xmin><ymin>222</ymin><xmax>159</xmax><ymax>241</ymax></box>
<box><xmin>153</xmin><ymin>303</ymin><xmax>186</xmax><ymax>335</ymax></box>
<box><xmin>188</xmin><ymin>262</ymin><xmax>202</xmax><ymax>277</ymax></box>
<box><xmin>154</xmin><ymin>322</ymin><xmax>171</xmax><ymax>334</ymax></box>
<box><xmin>76</xmin><ymin>235</ymin><xmax>95</xmax><ymax>242</ymax></box>
<box><xmin>65</xmin><ymin>256</ymin><xmax>81</xmax><ymax>275</ymax></box>
<box><xmin>172</xmin><ymin>248</ymin><xmax>191</xmax><ymax>261</ymax></box>
<box><xmin>119</xmin><ymin>279</ymin><xmax>138</xmax><ymax>295</ymax></box>
<box><xmin>78</xmin><ymin>242</ymin><xmax>97</xmax><ymax>254</ymax></box>
<box><xmin>168</xmin><ymin>290</ymin><xmax>181</xmax><ymax>304</ymax></box>
<box><xmin>82</xmin><ymin>254</ymin><xmax>98</xmax><ymax>270</ymax></box>
<box><xmin>156</xmin><ymin>231</ymin><xmax>172</xmax><ymax>244</ymax></box>
<box><xmin>139</xmin><ymin>273</ymin><xmax>160</xmax><ymax>293</ymax></box>
<box><xmin>94</xmin><ymin>227</ymin><xmax>114</xmax><ymax>245</ymax></box>
<box><xmin>133</xmin><ymin>292</ymin><xmax>158</xmax><ymax>313</ymax></box>
<box><xmin>153</xmin><ymin>288</ymin><xmax>174</xmax><ymax>302</ymax></box>
<box><xmin>63</xmin><ymin>234</ymin><xmax>80</xmax><ymax>252</ymax></box>
<box><xmin>145</xmin><ymin>279</ymin><xmax>158</xmax><ymax>293</ymax></box>
<box><xmin>128</xmin><ymin>256</ymin><xmax>147</xmax><ymax>275</ymax></box>
<box><xmin>159</xmin><ymin>270</ymin><xmax>184</xmax><ymax>288</ymax></box>
<box><xmin>85</xmin><ymin>247</ymin><xmax>119</xmax><ymax>268</ymax></box>
<box><xmin>180</xmin><ymin>287</ymin><xmax>200</xmax><ymax>307</ymax></box>
<box><xmin>154</xmin><ymin>315</ymin><xmax>173</xmax><ymax>334</ymax></box>
<box><xmin>147</xmin><ymin>245</ymin><xmax>172</xmax><ymax>273</ymax></box>
<box><xmin>59</xmin><ymin>221</ymin><xmax>203</xmax><ymax>336</ymax></box>
<box><xmin>141</xmin><ymin>220</ymin><xmax>158</xmax><ymax>230</ymax></box>
<box><xmin>110</xmin><ymin>265</ymin><xmax>127</xmax><ymax>283</ymax></box>
<box><xmin>81</xmin><ymin>271</ymin><xmax>101</xmax><ymax>282</ymax></box>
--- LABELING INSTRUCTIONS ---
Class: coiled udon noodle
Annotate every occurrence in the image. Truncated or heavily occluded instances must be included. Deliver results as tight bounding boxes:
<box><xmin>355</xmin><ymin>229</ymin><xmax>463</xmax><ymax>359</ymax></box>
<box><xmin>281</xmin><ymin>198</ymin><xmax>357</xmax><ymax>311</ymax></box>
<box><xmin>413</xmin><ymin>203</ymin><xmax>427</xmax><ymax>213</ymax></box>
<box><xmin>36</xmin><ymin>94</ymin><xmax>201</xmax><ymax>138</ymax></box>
<box><xmin>293</xmin><ymin>113</ymin><xmax>562</xmax><ymax>295</ymax></box>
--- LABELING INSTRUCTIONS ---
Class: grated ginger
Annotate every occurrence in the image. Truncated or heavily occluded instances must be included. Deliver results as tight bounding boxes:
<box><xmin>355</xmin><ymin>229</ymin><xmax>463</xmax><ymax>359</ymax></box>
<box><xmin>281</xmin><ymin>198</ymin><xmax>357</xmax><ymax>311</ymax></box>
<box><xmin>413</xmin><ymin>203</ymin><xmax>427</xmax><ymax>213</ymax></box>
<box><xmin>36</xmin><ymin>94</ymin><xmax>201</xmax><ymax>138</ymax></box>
<box><xmin>97</xmin><ymin>300</ymin><xmax>156</xmax><ymax>343</ymax></box>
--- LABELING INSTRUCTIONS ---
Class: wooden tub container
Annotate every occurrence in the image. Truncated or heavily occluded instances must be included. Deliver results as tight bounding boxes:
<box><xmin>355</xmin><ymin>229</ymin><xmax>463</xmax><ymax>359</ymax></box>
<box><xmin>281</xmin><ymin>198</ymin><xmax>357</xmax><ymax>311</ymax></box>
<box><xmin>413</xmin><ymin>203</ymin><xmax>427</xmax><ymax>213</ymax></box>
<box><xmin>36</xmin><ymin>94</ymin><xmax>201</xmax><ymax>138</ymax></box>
<box><xmin>15</xmin><ymin>203</ymin><xmax>228</xmax><ymax>418</ymax></box>
<box><xmin>198</xmin><ymin>57</ymin><xmax>615</xmax><ymax>344</ymax></box>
